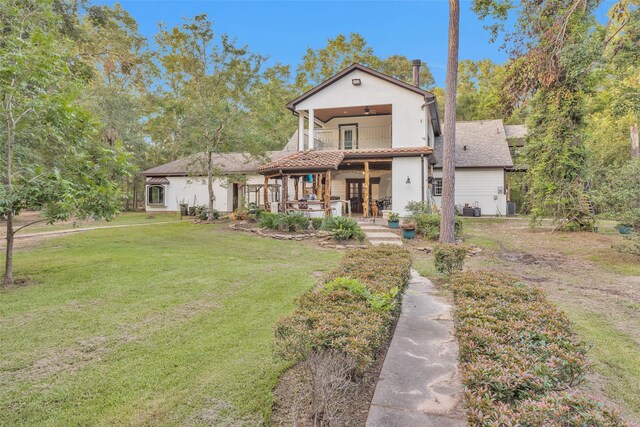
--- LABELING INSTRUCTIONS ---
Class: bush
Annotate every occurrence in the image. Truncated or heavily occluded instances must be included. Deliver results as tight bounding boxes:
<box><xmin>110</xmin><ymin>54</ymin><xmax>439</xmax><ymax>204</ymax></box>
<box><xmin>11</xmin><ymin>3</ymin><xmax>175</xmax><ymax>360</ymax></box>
<box><xmin>433</xmin><ymin>243</ymin><xmax>468</xmax><ymax>275</ymax></box>
<box><xmin>274</xmin><ymin>247</ymin><xmax>412</xmax><ymax>370</ymax></box>
<box><xmin>452</xmin><ymin>271</ymin><xmax>627</xmax><ymax>425</ymax></box>
<box><xmin>413</xmin><ymin>213</ymin><xmax>463</xmax><ymax>240</ymax></box>
<box><xmin>277</xmin><ymin>211</ymin><xmax>310</xmax><ymax>232</ymax></box>
<box><xmin>258</xmin><ymin>212</ymin><xmax>280</xmax><ymax>229</ymax></box>
<box><xmin>613</xmin><ymin>234</ymin><xmax>640</xmax><ymax>255</ymax></box>
<box><xmin>322</xmin><ymin>216</ymin><xmax>364</xmax><ymax>242</ymax></box>
<box><xmin>405</xmin><ymin>200</ymin><xmax>432</xmax><ymax>216</ymax></box>
<box><xmin>310</xmin><ymin>217</ymin><xmax>324</xmax><ymax>230</ymax></box>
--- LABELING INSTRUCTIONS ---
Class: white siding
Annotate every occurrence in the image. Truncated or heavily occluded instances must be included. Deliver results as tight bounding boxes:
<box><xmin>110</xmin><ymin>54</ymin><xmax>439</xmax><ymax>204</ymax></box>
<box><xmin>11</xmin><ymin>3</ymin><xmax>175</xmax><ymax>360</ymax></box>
<box><xmin>295</xmin><ymin>69</ymin><xmax>428</xmax><ymax>148</ymax></box>
<box><xmin>392</xmin><ymin>157</ymin><xmax>428</xmax><ymax>217</ymax></box>
<box><xmin>432</xmin><ymin>168</ymin><xmax>507</xmax><ymax>216</ymax></box>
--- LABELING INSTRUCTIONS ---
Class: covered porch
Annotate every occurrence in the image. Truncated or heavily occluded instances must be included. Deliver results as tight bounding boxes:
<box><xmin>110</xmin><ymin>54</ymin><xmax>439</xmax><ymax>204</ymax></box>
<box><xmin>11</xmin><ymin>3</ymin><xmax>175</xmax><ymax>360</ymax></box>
<box><xmin>257</xmin><ymin>147</ymin><xmax>433</xmax><ymax>218</ymax></box>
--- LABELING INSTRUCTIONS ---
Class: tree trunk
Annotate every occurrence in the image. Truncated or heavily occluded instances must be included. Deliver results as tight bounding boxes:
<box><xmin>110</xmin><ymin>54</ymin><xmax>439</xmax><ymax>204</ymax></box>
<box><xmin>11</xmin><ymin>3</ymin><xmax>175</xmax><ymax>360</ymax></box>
<box><xmin>632</xmin><ymin>123</ymin><xmax>639</xmax><ymax>158</ymax></box>
<box><xmin>207</xmin><ymin>150</ymin><xmax>215</xmax><ymax>222</ymax></box>
<box><xmin>439</xmin><ymin>0</ymin><xmax>460</xmax><ymax>244</ymax></box>
<box><xmin>3</xmin><ymin>118</ymin><xmax>14</xmax><ymax>286</ymax></box>
<box><xmin>4</xmin><ymin>211</ymin><xmax>14</xmax><ymax>286</ymax></box>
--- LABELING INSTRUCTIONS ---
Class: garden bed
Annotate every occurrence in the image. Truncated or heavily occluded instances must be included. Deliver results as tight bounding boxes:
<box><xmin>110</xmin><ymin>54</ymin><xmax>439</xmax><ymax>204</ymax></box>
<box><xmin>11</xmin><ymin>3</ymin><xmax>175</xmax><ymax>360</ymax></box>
<box><xmin>451</xmin><ymin>270</ymin><xmax>630</xmax><ymax>426</ymax></box>
<box><xmin>271</xmin><ymin>246</ymin><xmax>412</xmax><ymax>426</ymax></box>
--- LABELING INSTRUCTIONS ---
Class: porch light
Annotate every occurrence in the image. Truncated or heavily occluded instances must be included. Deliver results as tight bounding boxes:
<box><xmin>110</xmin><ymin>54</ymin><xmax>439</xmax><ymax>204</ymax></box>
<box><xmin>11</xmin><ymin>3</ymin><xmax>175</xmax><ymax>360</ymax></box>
<box><xmin>405</xmin><ymin>176</ymin><xmax>411</xmax><ymax>184</ymax></box>
<box><xmin>352</xmin><ymin>78</ymin><xmax>361</xmax><ymax>86</ymax></box>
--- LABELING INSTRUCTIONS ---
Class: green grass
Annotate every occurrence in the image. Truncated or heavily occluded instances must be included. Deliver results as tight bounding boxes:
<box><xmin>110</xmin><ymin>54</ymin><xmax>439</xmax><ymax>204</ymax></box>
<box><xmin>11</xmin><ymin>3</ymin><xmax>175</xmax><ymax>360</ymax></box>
<box><xmin>566</xmin><ymin>309</ymin><xmax>640</xmax><ymax>419</ymax></box>
<box><xmin>0</xmin><ymin>222</ymin><xmax>339</xmax><ymax>425</ymax></box>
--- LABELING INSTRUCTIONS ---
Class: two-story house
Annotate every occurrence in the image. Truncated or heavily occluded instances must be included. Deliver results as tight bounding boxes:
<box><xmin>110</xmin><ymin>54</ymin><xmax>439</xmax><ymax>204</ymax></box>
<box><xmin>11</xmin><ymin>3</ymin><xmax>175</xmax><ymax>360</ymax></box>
<box><xmin>141</xmin><ymin>62</ymin><xmax>515</xmax><ymax>217</ymax></box>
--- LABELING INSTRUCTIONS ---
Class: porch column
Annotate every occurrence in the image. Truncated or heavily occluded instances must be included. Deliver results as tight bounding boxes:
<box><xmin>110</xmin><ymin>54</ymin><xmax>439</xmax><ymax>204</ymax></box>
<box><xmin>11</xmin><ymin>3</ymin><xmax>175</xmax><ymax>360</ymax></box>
<box><xmin>308</xmin><ymin>109</ymin><xmax>315</xmax><ymax>150</ymax></box>
<box><xmin>280</xmin><ymin>175</ymin><xmax>288</xmax><ymax>213</ymax></box>
<box><xmin>263</xmin><ymin>176</ymin><xmax>269</xmax><ymax>209</ymax></box>
<box><xmin>294</xmin><ymin>177</ymin><xmax>299</xmax><ymax>200</ymax></box>
<box><xmin>324</xmin><ymin>170</ymin><xmax>332</xmax><ymax>217</ymax></box>
<box><xmin>298</xmin><ymin>112</ymin><xmax>305</xmax><ymax>151</ymax></box>
<box><xmin>363</xmin><ymin>161</ymin><xmax>370</xmax><ymax>218</ymax></box>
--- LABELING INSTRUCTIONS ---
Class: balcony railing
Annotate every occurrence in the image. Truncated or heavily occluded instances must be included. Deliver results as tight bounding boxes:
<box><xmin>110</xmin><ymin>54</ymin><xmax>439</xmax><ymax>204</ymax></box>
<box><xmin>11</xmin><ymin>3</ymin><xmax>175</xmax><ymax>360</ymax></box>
<box><xmin>306</xmin><ymin>126</ymin><xmax>392</xmax><ymax>150</ymax></box>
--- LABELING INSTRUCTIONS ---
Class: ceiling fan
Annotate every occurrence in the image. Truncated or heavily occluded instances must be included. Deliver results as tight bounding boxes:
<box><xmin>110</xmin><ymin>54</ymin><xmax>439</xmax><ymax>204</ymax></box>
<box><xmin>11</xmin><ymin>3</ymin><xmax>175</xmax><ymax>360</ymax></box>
<box><xmin>364</xmin><ymin>106</ymin><xmax>377</xmax><ymax>116</ymax></box>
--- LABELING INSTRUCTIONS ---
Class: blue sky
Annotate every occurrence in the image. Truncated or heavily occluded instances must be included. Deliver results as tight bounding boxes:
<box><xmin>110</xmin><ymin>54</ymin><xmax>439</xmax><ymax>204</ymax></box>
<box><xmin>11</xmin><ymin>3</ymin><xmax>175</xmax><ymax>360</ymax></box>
<box><xmin>97</xmin><ymin>0</ymin><xmax>617</xmax><ymax>87</ymax></box>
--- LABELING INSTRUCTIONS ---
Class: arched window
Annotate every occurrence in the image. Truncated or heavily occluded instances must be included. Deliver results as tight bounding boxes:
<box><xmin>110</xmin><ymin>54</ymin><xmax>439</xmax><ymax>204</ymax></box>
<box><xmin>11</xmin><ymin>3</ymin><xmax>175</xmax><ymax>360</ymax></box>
<box><xmin>147</xmin><ymin>185</ymin><xmax>165</xmax><ymax>205</ymax></box>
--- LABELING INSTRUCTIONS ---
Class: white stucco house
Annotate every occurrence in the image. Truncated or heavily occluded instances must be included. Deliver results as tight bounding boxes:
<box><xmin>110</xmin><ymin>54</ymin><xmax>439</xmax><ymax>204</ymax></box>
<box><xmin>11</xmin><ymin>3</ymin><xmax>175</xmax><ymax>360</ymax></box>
<box><xmin>141</xmin><ymin>62</ymin><xmax>518</xmax><ymax>217</ymax></box>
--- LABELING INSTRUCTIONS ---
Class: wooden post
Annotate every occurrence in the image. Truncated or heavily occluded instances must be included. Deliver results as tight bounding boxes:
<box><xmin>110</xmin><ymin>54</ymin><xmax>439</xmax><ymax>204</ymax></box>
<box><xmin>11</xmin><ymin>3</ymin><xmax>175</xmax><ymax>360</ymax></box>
<box><xmin>294</xmin><ymin>177</ymin><xmax>299</xmax><ymax>200</ymax></box>
<box><xmin>632</xmin><ymin>123</ymin><xmax>639</xmax><ymax>158</ymax></box>
<box><xmin>363</xmin><ymin>161</ymin><xmax>370</xmax><ymax>218</ymax></box>
<box><xmin>325</xmin><ymin>170</ymin><xmax>332</xmax><ymax>217</ymax></box>
<box><xmin>263</xmin><ymin>176</ymin><xmax>269</xmax><ymax>209</ymax></box>
<box><xmin>302</xmin><ymin>179</ymin><xmax>307</xmax><ymax>199</ymax></box>
<box><xmin>280</xmin><ymin>175</ymin><xmax>286</xmax><ymax>213</ymax></box>
<box><xmin>318</xmin><ymin>173</ymin><xmax>324</xmax><ymax>202</ymax></box>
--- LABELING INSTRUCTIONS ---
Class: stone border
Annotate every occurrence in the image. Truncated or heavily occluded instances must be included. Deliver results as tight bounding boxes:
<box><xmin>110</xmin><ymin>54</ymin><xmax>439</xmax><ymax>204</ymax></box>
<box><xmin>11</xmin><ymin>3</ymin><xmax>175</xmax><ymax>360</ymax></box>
<box><xmin>229</xmin><ymin>221</ymin><xmax>368</xmax><ymax>249</ymax></box>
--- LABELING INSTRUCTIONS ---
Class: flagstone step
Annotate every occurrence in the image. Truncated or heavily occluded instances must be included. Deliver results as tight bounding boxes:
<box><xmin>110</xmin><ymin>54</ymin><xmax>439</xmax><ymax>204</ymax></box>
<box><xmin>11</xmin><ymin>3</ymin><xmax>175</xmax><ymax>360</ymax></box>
<box><xmin>369</xmin><ymin>240</ymin><xmax>403</xmax><ymax>246</ymax></box>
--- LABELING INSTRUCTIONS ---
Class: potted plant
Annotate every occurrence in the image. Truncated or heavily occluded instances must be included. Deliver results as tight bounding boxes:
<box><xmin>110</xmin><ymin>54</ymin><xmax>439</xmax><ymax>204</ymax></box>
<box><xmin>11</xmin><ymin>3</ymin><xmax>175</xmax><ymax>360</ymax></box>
<box><xmin>388</xmin><ymin>213</ymin><xmax>400</xmax><ymax>229</ymax></box>
<box><xmin>617</xmin><ymin>221</ymin><xmax>633</xmax><ymax>235</ymax></box>
<box><xmin>401</xmin><ymin>220</ymin><xmax>417</xmax><ymax>239</ymax></box>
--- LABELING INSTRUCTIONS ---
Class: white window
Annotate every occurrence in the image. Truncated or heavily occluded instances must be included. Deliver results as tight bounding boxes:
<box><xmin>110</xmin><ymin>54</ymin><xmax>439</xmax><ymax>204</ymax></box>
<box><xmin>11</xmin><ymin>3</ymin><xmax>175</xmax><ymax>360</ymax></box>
<box><xmin>433</xmin><ymin>178</ymin><xmax>443</xmax><ymax>196</ymax></box>
<box><xmin>147</xmin><ymin>185</ymin><xmax>165</xmax><ymax>205</ymax></box>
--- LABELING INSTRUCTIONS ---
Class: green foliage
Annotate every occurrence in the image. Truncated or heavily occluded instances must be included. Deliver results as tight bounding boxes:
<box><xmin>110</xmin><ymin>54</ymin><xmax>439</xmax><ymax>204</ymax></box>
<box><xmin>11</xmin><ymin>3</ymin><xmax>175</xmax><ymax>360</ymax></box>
<box><xmin>404</xmin><ymin>200</ymin><xmax>433</xmax><ymax>216</ymax></box>
<box><xmin>413</xmin><ymin>214</ymin><xmax>463</xmax><ymax>240</ymax></box>
<box><xmin>388</xmin><ymin>213</ymin><xmax>400</xmax><ymax>222</ymax></box>
<box><xmin>452</xmin><ymin>271</ymin><xmax>626</xmax><ymax>425</ymax></box>
<box><xmin>195</xmin><ymin>205</ymin><xmax>218</xmax><ymax>221</ymax></box>
<box><xmin>322</xmin><ymin>216</ymin><xmax>364</xmax><ymax>242</ymax></box>
<box><xmin>310</xmin><ymin>217</ymin><xmax>324</xmax><ymax>230</ymax></box>
<box><xmin>613</xmin><ymin>235</ymin><xmax>640</xmax><ymax>256</ymax></box>
<box><xmin>323</xmin><ymin>277</ymin><xmax>399</xmax><ymax>312</ymax></box>
<box><xmin>274</xmin><ymin>247</ymin><xmax>412</xmax><ymax>370</ymax></box>
<box><xmin>594</xmin><ymin>159</ymin><xmax>640</xmax><ymax>231</ymax></box>
<box><xmin>258</xmin><ymin>212</ymin><xmax>280</xmax><ymax>229</ymax></box>
<box><xmin>276</xmin><ymin>212</ymin><xmax>309</xmax><ymax>232</ymax></box>
<box><xmin>433</xmin><ymin>244</ymin><xmax>469</xmax><ymax>275</ymax></box>
<box><xmin>294</xmin><ymin>33</ymin><xmax>434</xmax><ymax>91</ymax></box>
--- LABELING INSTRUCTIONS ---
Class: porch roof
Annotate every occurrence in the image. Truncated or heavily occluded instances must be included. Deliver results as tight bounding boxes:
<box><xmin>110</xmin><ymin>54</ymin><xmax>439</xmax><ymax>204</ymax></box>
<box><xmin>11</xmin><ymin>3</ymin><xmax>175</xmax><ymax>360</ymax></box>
<box><xmin>257</xmin><ymin>146</ymin><xmax>433</xmax><ymax>175</ymax></box>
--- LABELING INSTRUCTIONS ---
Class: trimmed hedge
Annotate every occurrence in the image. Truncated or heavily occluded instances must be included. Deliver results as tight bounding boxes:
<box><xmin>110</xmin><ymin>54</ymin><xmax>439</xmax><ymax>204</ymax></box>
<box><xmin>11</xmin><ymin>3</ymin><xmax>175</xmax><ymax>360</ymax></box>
<box><xmin>274</xmin><ymin>246</ymin><xmax>412</xmax><ymax>370</ymax></box>
<box><xmin>452</xmin><ymin>271</ymin><xmax>629</xmax><ymax>426</ymax></box>
<box><xmin>412</xmin><ymin>213</ymin><xmax>463</xmax><ymax>240</ymax></box>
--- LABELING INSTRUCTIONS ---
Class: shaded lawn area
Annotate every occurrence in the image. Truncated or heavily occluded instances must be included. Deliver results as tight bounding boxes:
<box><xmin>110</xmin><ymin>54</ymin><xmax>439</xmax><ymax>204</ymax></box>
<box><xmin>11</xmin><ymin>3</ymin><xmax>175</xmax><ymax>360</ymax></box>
<box><xmin>414</xmin><ymin>218</ymin><xmax>640</xmax><ymax>422</ymax></box>
<box><xmin>1</xmin><ymin>211</ymin><xmax>183</xmax><ymax>238</ymax></box>
<box><xmin>0</xmin><ymin>222</ymin><xmax>339</xmax><ymax>425</ymax></box>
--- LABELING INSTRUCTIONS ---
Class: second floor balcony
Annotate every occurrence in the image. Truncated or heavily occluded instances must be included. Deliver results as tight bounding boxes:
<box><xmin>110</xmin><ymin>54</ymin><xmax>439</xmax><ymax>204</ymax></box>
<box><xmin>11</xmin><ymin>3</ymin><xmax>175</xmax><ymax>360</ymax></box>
<box><xmin>306</xmin><ymin>125</ymin><xmax>392</xmax><ymax>151</ymax></box>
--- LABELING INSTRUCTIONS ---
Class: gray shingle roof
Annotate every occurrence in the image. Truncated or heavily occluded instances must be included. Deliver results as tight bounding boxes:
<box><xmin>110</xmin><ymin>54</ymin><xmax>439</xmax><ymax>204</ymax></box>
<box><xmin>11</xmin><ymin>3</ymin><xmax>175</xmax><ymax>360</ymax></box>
<box><xmin>504</xmin><ymin>124</ymin><xmax>527</xmax><ymax>139</ymax></box>
<box><xmin>141</xmin><ymin>151</ymin><xmax>290</xmax><ymax>176</ymax></box>
<box><xmin>433</xmin><ymin>120</ymin><xmax>514</xmax><ymax>168</ymax></box>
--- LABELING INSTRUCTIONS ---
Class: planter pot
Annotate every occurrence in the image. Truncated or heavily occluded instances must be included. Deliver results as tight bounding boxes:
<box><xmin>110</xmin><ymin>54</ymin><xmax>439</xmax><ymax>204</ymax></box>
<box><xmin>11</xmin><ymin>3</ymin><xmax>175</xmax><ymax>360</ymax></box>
<box><xmin>618</xmin><ymin>226</ymin><xmax>633</xmax><ymax>235</ymax></box>
<box><xmin>402</xmin><ymin>228</ymin><xmax>416</xmax><ymax>239</ymax></box>
<box><xmin>388</xmin><ymin>220</ymin><xmax>400</xmax><ymax>229</ymax></box>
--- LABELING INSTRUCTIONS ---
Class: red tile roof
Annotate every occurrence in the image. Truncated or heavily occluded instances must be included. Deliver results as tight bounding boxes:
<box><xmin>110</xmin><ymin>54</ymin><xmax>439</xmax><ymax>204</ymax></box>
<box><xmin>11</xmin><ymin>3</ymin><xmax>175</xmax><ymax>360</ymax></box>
<box><xmin>257</xmin><ymin>147</ymin><xmax>433</xmax><ymax>174</ymax></box>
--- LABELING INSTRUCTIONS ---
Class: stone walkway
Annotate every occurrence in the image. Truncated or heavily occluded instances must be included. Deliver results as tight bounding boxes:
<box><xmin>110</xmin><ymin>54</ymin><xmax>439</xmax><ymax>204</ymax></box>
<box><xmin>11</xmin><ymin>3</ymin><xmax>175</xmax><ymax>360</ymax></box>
<box><xmin>366</xmin><ymin>269</ymin><xmax>465</xmax><ymax>426</ymax></box>
<box><xmin>359</xmin><ymin>222</ymin><xmax>403</xmax><ymax>246</ymax></box>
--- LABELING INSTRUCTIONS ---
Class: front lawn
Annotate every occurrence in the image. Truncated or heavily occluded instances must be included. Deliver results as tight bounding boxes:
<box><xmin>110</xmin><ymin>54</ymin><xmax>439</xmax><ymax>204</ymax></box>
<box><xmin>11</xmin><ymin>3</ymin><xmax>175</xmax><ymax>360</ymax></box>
<box><xmin>0</xmin><ymin>222</ymin><xmax>339</xmax><ymax>425</ymax></box>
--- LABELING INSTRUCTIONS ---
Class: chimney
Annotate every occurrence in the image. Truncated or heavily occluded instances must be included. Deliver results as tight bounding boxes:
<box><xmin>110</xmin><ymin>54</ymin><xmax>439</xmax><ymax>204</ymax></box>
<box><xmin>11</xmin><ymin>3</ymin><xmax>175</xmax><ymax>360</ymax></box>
<box><xmin>412</xmin><ymin>59</ymin><xmax>421</xmax><ymax>87</ymax></box>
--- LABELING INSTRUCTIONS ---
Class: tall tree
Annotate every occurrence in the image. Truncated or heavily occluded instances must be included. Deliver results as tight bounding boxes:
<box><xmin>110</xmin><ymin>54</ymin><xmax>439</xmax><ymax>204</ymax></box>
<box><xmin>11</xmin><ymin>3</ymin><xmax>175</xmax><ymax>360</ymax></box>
<box><xmin>295</xmin><ymin>33</ymin><xmax>435</xmax><ymax>90</ymax></box>
<box><xmin>1</xmin><ymin>0</ymin><xmax>129</xmax><ymax>286</ymax></box>
<box><xmin>153</xmin><ymin>15</ymin><xmax>265</xmax><ymax>220</ymax></box>
<box><xmin>439</xmin><ymin>0</ymin><xmax>461</xmax><ymax>243</ymax></box>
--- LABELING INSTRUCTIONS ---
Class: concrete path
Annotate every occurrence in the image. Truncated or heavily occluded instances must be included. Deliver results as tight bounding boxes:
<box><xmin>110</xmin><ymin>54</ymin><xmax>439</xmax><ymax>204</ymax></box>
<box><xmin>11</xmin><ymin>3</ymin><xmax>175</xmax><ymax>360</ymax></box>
<box><xmin>359</xmin><ymin>223</ymin><xmax>403</xmax><ymax>246</ymax></box>
<box><xmin>366</xmin><ymin>269</ymin><xmax>465</xmax><ymax>426</ymax></box>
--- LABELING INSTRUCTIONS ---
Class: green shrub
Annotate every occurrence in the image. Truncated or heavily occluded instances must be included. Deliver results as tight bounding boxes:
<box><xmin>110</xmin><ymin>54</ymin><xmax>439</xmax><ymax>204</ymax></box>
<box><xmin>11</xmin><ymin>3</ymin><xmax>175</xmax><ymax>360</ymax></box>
<box><xmin>405</xmin><ymin>200</ymin><xmax>432</xmax><ymax>216</ymax></box>
<box><xmin>323</xmin><ymin>277</ymin><xmax>399</xmax><ymax>312</ymax></box>
<box><xmin>388</xmin><ymin>212</ymin><xmax>399</xmax><ymax>222</ymax></box>
<box><xmin>322</xmin><ymin>216</ymin><xmax>363</xmax><ymax>241</ymax></box>
<box><xmin>613</xmin><ymin>234</ymin><xmax>640</xmax><ymax>255</ymax></box>
<box><xmin>413</xmin><ymin>213</ymin><xmax>463</xmax><ymax>240</ymax></box>
<box><xmin>311</xmin><ymin>217</ymin><xmax>324</xmax><ymax>230</ymax></box>
<box><xmin>452</xmin><ymin>271</ymin><xmax>627</xmax><ymax>425</ymax></box>
<box><xmin>274</xmin><ymin>247</ymin><xmax>412</xmax><ymax>370</ymax></box>
<box><xmin>433</xmin><ymin>243</ymin><xmax>468</xmax><ymax>275</ymax></box>
<box><xmin>258</xmin><ymin>212</ymin><xmax>280</xmax><ymax>229</ymax></box>
<box><xmin>195</xmin><ymin>205</ymin><xmax>219</xmax><ymax>221</ymax></box>
<box><xmin>277</xmin><ymin>211</ymin><xmax>309</xmax><ymax>232</ymax></box>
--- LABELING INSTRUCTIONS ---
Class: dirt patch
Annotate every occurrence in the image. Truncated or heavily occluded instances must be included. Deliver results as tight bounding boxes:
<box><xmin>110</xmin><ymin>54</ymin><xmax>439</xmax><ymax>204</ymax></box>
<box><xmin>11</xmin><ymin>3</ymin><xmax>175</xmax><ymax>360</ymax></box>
<box><xmin>498</xmin><ymin>251</ymin><xmax>566</xmax><ymax>267</ymax></box>
<box><xmin>183</xmin><ymin>398</ymin><xmax>261</xmax><ymax>427</ymax></box>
